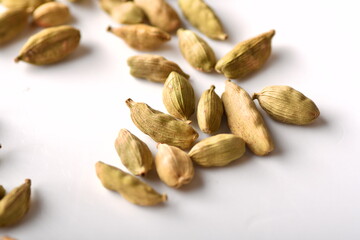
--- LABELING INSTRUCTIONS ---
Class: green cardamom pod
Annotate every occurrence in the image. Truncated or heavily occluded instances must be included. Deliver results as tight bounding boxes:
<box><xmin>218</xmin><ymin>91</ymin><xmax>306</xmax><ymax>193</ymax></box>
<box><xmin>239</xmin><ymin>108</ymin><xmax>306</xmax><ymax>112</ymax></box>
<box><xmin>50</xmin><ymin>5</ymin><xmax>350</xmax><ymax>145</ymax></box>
<box><xmin>127</xmin><ymin>55</ymin><xmax>189</xmax><ymax>83</ymax></box>
<box><xmin>1</xmin><ymin>0</ymin><xmax>53</xmax><ymax>13</ymax></box>
<box><xmin>222</xmin><ymin>80</ymin><xmax>274</xmax><ymax>156</ymax></box>
<box><xmin>163</xmin><ymin>72</ymin><xmax>195</xmax><ymax>120</ymax></box>
<box><xmin>15</xmin><ymin>25</ymin><xmax>81</xmax><ymax>65</ymax></box>
<box><xmin>0</xmin><ymin>179</ymin><xmax>31</xmax><ymax>227</ymax></box>
<box><xmin>115</xmin><ymin>129</ymin><xmax>153</xmax><ymax>176</ymax></box>
<box><xmin>109</xmin><ymin>2</ymin><xmax>145</xmax><ymax>24</ymax></box>
<box><xmin>107</xmin><ymin>24</ymin><xmax>170</xmax><ymax>51</ymax></box>
<box><xmin>215</xmin><ymin>30</ymin><xmax>275</xmax><ymax>79</ymax></box>
<box><xmin>197</xmin><ymin>85</ymin><xmax>223</xmax><ymax>134</ymax></box>
<box><xmin>126</xmin><ymin>99</ymin><xmax>198</xmax><ymax>150</ymax></box>
<box><xmin>134</xmin><ymin>0</ymin><xmax>181</xmax><ymax>33</ymax></box>
<box><xmin>253</xmin><ymin>85</ymin><xmax>320</xmax><ymax>125</ymax></box>
<box><xmin>0</xmin><ymin>9</ymin><xmax>28</xmax><ymax>45</ymax></box>
<box><xmin>0</xmin><ymin>186</ymin><xmax>5</xmax><ymax>200</ymax></box>
<box><xmin>189</xmin><ymin>134</ymin><xmax>245</xmax><ymax>167</ymax></box>
<box><xmin>155</xmin><ymin>144</ymin><xmax>194</xmax><ymax>188</ymax></box>
<box><xmin>95</xmin><ymin>161</ymin><xmax>167</xmax><ymax>206</ymax></box>
<box><xmin>177</xmin><ymin>28</ymin><xmax>216</xmax><ymax>72</ymax></box>
<box><xmin>33</xmin><ymin>2</ymin><xmax>71</xmax><ymax>27</ymax></box>
<box><xmin>178</xmin><ymin>0</ymin><xmax>227</xmax><ymax>40</ymax></box>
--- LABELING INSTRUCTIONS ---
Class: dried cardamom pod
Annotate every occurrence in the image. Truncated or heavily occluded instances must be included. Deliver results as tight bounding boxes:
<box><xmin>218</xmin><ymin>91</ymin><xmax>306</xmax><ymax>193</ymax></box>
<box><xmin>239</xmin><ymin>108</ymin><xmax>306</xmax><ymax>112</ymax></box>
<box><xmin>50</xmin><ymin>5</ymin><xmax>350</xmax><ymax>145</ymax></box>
<box><xmin>33</xmin><ymin>2</ymin><xmax>71</xmax><ymax>27</ymax></box>
<box><xmin>99</xmin><ymin>0</ymin><xmax>130</xmax><ymax>13</ymax></box>
<box><xmin>110</xmin><ymin>2</ymin><xmax>145</xmax><ymax>24</ymax></box>
<box><xmin>222</xmin><ymin>80</ymin><xmax>274</xmax><ymax>156</ymax></box>
<box><xmin>107</xmin><ymin>24</ymin><xmax>170</xmax><ymax>51</ymax></box>
<box><xmin>0</xmin><ymin>179</ymin><xmax>31</xmax><ymax>227</ymax></box>
<box><xmin>189</xmin><ymin>134</ymin><xmax>245</xmax><ymax>167</ymax></box>
<box><xmin>15</xmin><ymin>25</ymin><xmax>81</xmax><ymax>65</ymax></box>
<box><xmin>134</xmin><ymin>0</ymin><xmax>181</xmax><ymax>33</ymax></box>
<box><xmin>1</xmin><ymin>0</ymin><xmax>53</xmax><ymax>13</ymax></box>
<box><xmin>177</xmin><ymin>28</ymin><xmax>216</xmax><ymax>72</ymax></box>
<box><xmin>115</xmin><ymin>129</ymin><xmax>153</xmax><ymax>176</ymax></box>
<box><xmin>155</xmin><ymin>144</ymin><xmax>194</xmax><ymax>188</ymax></box>
<box><xmin>197</xmin><ymin>85</ymin><xmax>223</xmax><ymax>134</ymax></box>
<box><xmin>253</xmin><ymin>85</ymin><xmax>320</xmax><ymax>125</ymax></box>
<box><xmin>215</xmin><ymin>30</ymin><xmax>275</xmax><ymax>79</ymax></box>
<box><xmin>0</xmin><ymin>186</ymin><xmax>5</xmax><ymax>200</ymax></box>
<box><xmin>163</xmin><ymin>72</ymin><xmax>195</xmax><ymax>120</ymax></box>
<box><xmin>95</xmin><ymin>161</ymin><xmax>167</xmax><ymax>206</ymax></box>
<box><xmin>178</xmin><ymin>0</ymin><xmax>227</xmax><ymax>40</ymax></box>
<box><xmin>127</xmin><ymin>55</ymin><xmax>189</xmax><ymax>83</ymax></box>
<box><xmin>126</xmin><ymin>99</ymin><xmax>198</xmax><ymax>150</ymax></box>
<box><xmin>0</xmin><ymin>9</ymin><xmax>28</xmax><ymax>45</ymax></box>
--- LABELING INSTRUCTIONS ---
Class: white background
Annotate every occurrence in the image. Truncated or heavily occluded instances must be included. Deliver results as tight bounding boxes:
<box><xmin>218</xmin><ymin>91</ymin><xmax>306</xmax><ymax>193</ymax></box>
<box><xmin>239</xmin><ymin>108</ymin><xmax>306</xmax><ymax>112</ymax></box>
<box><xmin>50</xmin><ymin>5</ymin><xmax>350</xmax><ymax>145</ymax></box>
<box><xmin>1</xmin><ymin>0</ymin><xmax>360</xmax><ymax>239</ymax></box>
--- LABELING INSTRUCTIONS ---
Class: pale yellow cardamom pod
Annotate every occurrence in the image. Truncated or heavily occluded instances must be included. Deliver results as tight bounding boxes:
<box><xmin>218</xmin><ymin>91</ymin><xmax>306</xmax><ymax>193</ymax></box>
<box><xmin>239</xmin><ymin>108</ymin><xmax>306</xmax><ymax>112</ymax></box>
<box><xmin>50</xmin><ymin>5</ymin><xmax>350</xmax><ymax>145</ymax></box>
<box><xmin>127</xmin><ymin>55</ymin><xmax>189</xmax><ymax>83</ymax></box>
<box><xmin>126</xmin><ymin>98</ymin><xmax>198</xmax><ymax>150</ymax></box>
<box><xmin>155</xmin><ymin>144</ymin><xmax>194</xmax><ymax>188</ymax></box>
<box><xmin>95</xmin><ymin>161</ymin><xmax>167</xmax><ymax>206</ymax></box>
<box><xmin>33</xmin><ymin>2</ymin><xmax>71</xmax><ymax>27</ymax></box>
<box><xmin>215</xmin><ymin>30</ymin><xmax>275</xmax><ymax>79</ymax></box>
<box><xmin>15</xmin><ymin>25</ymin><xmax>81</xmax><ymax>65</ymax></box>
<box><xmin>1</xmin><ymin>0</ymin><xmax>53</xmax><ymax>13</ymax></box>
<box><xmin>0</xmin><ymin>9</ymin><xmax>28</xmax><ymax>45</ymax></box>
<box><xmin>115</xmin><ymin>129</ymin><xmax>153</xmax><ymax>176</ymax></box>
<box><xmin>134</xmin><ymin>0</ymin><xmax>181</xmax><ymax>33</ymax></box>
<box><xmin>0</xmin><ymin>186</ymin><xmax>5</xmax><ymax>200</ymax></box>
<box><xmin>189</xmin><ymin>134</ymin><xmax>245</xmax><ymax>167</ymax></box>
<box><xmin>177</xmin><ymin>28</ymin><xmax>216</xmax><ymax>72</ymax></box>
<box><xmin>0</xmin><ymin>179</ymin><xmax>31</xmax><ymax>227</ymax></box>
<box><xmin>222</xmin><ymin>80</ymin><xmax>274</xmax><ymax>156</ymax></box>
<box><xmin>197</xmin><ymin>85</ymin><xmax>223</xmax><ymax>134</ymax></box>
<box><xmin>163</xmin><ymin>72</ymin><xmax>195</xmax><ymax>121</ymax></box>
<box><xmin>178</xmin><ymin>0</ymin><xmax>227</xmax><ymax>40</ymax></box>
<box><xmin>253</xmin><ymin>85</ymin><xmax>320</xmax><ymax>125</ymax></box>
<box><xmin>107</xmin><ymin>24</ymin><xmax>171</xmax><ymax>51</ymax></box>
<box><xmin>109</xmin><ymin>2</ymin><xmax>145</xmax><ymax>24</ymax></box>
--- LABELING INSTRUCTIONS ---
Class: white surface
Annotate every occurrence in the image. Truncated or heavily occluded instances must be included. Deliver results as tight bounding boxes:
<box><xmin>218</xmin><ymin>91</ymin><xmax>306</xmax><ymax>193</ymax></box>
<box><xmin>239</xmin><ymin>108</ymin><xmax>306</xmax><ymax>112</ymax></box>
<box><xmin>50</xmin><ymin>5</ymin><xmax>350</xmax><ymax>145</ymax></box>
<box><xmin>1</xmin><ymin>0</ymin><xmax>360</xmax><ymax>239</ymax></box>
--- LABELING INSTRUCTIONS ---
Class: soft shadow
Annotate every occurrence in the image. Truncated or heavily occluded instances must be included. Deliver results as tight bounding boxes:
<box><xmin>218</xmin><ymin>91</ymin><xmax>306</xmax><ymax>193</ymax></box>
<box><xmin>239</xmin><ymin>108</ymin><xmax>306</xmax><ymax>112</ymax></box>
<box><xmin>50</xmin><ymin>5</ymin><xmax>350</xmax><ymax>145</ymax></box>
<box><xmin>178</xmin><ymin>165</ymin><xmax>204</xmax><ymax>192</ymax></box>
<box><xmin>143</xmin><ymin>168</ymin><xmax>162</xmax><ymax>183</ymax></box>
<box><xmin>70</xmin><ymin>0</ymin><xmax>96</xmax><ymax>9</ymax></box>
<box><xmin>64</xmin><ymin>44</ymin><xmax>93</xmax><ymax>63</ymax></box>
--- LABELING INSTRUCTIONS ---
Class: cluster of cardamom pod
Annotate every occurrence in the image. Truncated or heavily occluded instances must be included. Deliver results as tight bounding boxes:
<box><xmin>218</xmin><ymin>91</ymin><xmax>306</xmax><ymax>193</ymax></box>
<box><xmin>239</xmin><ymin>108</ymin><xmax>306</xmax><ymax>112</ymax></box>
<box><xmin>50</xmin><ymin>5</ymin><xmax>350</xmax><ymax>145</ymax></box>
<box><xmin>94</xmin><ymin>0</ymin><xmax>320</xmax><ymax>206</ymax></box>
<box><xmin>0</xmin><ymin>0</ymin><xmax>81</xmax><ymax>65</ymax></box>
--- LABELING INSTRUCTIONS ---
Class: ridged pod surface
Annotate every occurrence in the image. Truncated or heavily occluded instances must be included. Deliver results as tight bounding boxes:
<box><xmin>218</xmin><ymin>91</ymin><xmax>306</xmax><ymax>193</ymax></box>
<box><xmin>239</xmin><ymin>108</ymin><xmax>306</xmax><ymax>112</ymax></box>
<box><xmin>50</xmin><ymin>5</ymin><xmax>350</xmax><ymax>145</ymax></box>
<box><xmin>222</xmin><ymin>80</ymin><xmax>274</xmax><ymax>156</ymax></box>
<box><xmin>15</xmin><ymin>25</ymin><xmax>81</xmax><ymax>65</ymax></box>
<box><xmin>177</xmin><ymin>28</ymin><xmax>216</xmax><ymax>72</ymax></box>
<box><xmin>215</xmin><ymin>30</ymin><xmax>275</xmax><ymax>79</ymax></box>
<box><xmin>95</xmin><ymin>161</ymin><xmax>167</xmax><ymax>206</ymax></box>
<box><xmin>0</xmin><ymin>9</ymin><xmax>28</xmax><ymax>45</ymax></box>
<box><xmin>126</xmin><ymin>99</ymin><xmax>198</xmax><ymax>150</ymax></box>
<box><xmin>1</xmin><ymin>0</ymin><xmax>53</xmax><ymax>13</ymax></box>
<box><xmin>127</xmin><ymin>55</ymin><xmax>189</xmax><ymax>83</ymax></box>
<box><xmin>253</xmin><ymin>85</ymin><xmax>320</xmax><ymax>125</ymax></box>
<box><xmin>178</xmin><ymin>0</ymin><xmax>227</xmax><ymax>40</ymax></box>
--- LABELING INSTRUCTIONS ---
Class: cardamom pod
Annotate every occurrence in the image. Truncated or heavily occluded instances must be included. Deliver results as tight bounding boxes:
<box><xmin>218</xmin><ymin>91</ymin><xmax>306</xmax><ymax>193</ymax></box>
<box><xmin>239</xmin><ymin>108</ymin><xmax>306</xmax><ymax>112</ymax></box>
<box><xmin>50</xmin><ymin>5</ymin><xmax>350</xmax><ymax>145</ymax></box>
<box><xmin>127</xmin><ymin>55</ymin><xmax>189</xmax><ymax>83</ymax></box>
<box><xmin>1</xmin><ymin>236</ymin><xmax>17</xmax><ymax>240</ymax></box>
<box><xmin>109</xmin><ymin>2</ymin><xmax>145</xmax><ymax>24</ymax></box>
<box><xmin>178</xmin><ymin>0</ymin><xmax>227</xmax><ymax>40</ymax></box>
<box><xmin>189</xmin><ymin>134</ymin><xmax>245</xmax><ymax>167</ymax></box>
<box><xmin>15</xmin><ymin>25</ymin><xmax>81</xmax><ymax>65</ymax></box>
<box><xmin>126</xmin><ymin>99</ymin><xmax>198</xmax><ymax>150</ymax></box>
<box><xmin>155</xmin><ymin>144</ymin><xmax>194</xmax><ymax>188</ymax></box>
<box><xmin>177</xmin><ymin>28</ymin><xmax>216</xmax><ymax>72</ymax></box>
<box><xmin>134</xmin><ymin>0</ymin><xmax>181</xmax><ymax>33</ymax></box>
<box><xmin>0</xmin><ymin>179</ymin><xmax>31</xmax><ymax>227</ymax></box>
<box><xmin>0</xmin><ymin>9</ymin><xmax>28</xmax><ymax>45</ymax></box>
<box><xmin>163</xmin><ymin>71</ymin><xmax>195</xmax><ymax>120</ymax></box>
<box><xmin>215</xmin><ymin>30</ymin><xmax>275</xmax><ymax>79</ymax></box>
<box><xmin>115</xmin><ymin>129</ymin><xmax>153</xmax><ymax>176</ymax></box>
<box><xmin>197</xmin><ymin>85</ymin><xmax>223</xmax><ymax>134</ymax></box>
<box><xmin>222</xmin><ymin>80</ymin><xmax>274</xmax><ymax>156</ymax></box>
<box><xmin>107</xmin><ymin>24</ymin><xmax>170</xmax><ymax>51</ymax></box>
<box><xmin>1</xmin><ymin>0</ymin><xmax>53</xmax><ymax>13</ymax></box>
<box><xmin>99</xmin><ymin>0</ymin><xmax>129</xmax><ymax>13</ymax></box>
<box><xmin>95</xmin><ymin>161</ymin><xmax>167</xmax><ymax>206</ymax></box>
<box><xmin>33</xmin><ymin>2</ymin><xmax>71</xmax><ymax>27</ymax></box>
<box><xmin>253</xmin><ymin>85</ymin><xmax>320</xmax><ymax>125</ymax></box>
<box><xmin>0</xmin><ymin>186</ymin><xmax>5</xmax><ymax>200</ymax></box>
